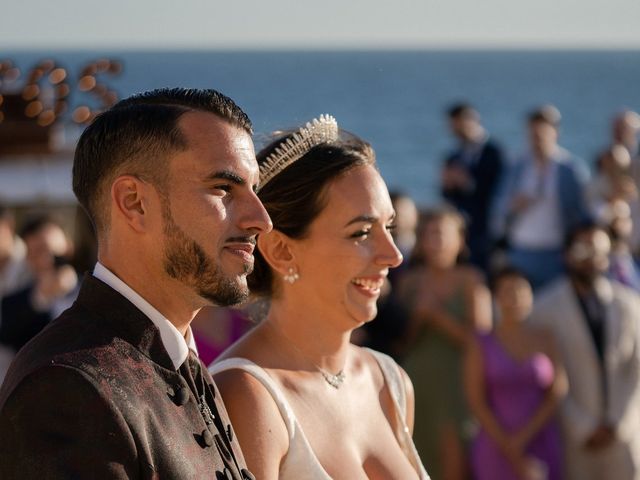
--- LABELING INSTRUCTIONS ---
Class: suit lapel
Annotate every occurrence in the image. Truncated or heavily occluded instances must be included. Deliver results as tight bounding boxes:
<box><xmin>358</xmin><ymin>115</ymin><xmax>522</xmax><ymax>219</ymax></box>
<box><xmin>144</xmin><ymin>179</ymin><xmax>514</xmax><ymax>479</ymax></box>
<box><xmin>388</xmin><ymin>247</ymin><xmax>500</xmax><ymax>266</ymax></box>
<box><xmin>596</xmin><ymin>278</ymin><xmax>621</xmax><ymax>371</ymax></box>
<box><xmin>596</xmin><ymin>278</ymin><xmax>620</xmax><ymax>363</ymax></box>
<box><xmin>74</xmin><ymin>274</ymin><xmax>175</xmax><ymax>371</ymax></box>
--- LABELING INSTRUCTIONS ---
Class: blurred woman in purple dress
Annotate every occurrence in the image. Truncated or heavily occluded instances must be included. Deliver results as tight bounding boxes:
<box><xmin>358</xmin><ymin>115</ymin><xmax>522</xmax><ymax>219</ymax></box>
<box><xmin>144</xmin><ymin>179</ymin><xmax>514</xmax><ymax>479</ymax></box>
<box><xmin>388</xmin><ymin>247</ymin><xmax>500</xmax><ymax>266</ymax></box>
<box><xmin>465</xmin><ymin>268</ymin><xmax>566</xmax><ymax>480</ymax></box>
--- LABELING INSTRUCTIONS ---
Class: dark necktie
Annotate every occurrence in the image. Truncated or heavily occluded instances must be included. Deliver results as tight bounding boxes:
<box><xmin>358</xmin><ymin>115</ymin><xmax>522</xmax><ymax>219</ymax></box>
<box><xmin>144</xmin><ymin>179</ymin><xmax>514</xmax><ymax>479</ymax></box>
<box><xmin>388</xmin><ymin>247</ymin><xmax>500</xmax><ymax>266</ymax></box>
<box><xmin>188</xmin><ymin>351</ymin><xmax>217</xmax><ymax>426</ymax></box>
<box><xmin>576</xmin><ymin>291</ymin><xmax>609</xmax><ymax>415</ymax></box>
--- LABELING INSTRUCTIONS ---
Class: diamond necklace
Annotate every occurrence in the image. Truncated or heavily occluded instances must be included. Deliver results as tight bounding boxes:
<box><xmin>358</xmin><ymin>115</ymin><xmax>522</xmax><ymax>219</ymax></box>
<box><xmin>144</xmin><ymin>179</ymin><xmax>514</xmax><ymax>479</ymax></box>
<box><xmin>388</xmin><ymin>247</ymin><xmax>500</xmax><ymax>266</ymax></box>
<box><xmin>267</xmin><ymin>321</ymin><xmax>346</xmax><ymax>389</ymax></box>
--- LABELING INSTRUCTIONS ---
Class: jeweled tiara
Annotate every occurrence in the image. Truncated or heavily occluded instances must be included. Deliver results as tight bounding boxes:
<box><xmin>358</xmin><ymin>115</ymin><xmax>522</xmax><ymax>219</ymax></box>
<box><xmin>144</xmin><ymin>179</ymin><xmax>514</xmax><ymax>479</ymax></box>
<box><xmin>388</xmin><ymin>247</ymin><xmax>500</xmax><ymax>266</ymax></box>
<box><xmin>257</xmin><ymin>114</ymin><xmax>339</xmax><ymax>191</ymax></box>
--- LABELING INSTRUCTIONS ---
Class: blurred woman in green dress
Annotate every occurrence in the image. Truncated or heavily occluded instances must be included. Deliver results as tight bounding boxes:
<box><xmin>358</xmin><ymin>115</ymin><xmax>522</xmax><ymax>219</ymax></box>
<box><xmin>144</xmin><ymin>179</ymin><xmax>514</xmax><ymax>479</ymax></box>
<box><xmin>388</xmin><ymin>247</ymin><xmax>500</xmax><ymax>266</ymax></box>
<box><xmin>400</xmin><ymin>207</ymin><xmax>491</xmax><ymax>480</ymax></box>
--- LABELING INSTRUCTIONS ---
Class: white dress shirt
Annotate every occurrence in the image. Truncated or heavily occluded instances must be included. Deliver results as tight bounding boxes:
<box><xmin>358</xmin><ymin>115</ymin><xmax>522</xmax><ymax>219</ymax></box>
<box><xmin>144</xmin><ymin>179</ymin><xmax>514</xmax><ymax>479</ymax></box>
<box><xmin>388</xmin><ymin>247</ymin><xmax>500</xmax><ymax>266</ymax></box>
<box><xmin>93</xmin><ymin>262</ymin><xmax>197</xmax><ymax>370</ymax></box>
<box><xmin>510</xmin><ymin>158</ymin><xmax>564</xmax><ymax>249</ymax></box>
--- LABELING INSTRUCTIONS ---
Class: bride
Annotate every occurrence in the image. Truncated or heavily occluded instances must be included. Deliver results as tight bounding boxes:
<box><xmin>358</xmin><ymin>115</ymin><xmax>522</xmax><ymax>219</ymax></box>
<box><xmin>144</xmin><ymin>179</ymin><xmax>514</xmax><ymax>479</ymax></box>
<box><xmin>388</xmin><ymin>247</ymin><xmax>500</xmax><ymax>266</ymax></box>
<box><xmin>210</xmin><ymin>115</ymin><xmax>429</xmax><ymax>479</ymax></box>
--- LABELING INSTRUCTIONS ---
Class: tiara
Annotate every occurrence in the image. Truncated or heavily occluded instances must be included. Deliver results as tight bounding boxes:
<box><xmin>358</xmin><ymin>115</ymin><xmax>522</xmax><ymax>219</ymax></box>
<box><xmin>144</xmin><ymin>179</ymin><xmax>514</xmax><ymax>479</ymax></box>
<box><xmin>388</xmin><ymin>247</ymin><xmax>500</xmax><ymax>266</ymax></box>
<box><xmin>258</xmin><ymin>114</ymin><xmax>339</xmax><ymax>191</ymax></box>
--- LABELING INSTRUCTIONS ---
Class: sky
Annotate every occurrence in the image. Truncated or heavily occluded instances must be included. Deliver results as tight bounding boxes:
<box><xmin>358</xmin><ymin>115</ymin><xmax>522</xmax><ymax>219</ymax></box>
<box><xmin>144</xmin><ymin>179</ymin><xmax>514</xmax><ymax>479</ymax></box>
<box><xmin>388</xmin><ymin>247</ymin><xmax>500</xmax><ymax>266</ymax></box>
<box><xmin>2</xmin><ymin>0</ymin><xmax>640</xmax><ymax>50</ymax></box>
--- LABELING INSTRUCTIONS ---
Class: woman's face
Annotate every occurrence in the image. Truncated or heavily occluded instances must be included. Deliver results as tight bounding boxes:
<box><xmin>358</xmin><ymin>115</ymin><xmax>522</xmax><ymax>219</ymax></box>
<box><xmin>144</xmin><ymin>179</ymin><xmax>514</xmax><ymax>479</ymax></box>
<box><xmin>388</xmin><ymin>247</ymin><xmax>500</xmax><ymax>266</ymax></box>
<box><xmin>290</xmin><ymin>165</ymin><xmax>402</xmax><ymax>326</ymax></box>
<box><xmin>495</xmin><ymin>275</ymin><xmax>533</xmax><ymax>323</ymax></box>
<box><xmin>420</xmin><ymin>216</ymin><xmax>463</xmax><ymax>268</ymax></box>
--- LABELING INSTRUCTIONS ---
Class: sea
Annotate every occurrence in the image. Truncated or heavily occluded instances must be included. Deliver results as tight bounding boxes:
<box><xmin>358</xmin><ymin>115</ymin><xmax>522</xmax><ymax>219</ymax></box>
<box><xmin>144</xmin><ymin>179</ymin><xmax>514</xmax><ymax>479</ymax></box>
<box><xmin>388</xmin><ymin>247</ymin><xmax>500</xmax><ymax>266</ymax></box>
<box><xmin>4</xmin><ymin>50</ymin><xmax>640</xmax><ymax>206</ymax></box>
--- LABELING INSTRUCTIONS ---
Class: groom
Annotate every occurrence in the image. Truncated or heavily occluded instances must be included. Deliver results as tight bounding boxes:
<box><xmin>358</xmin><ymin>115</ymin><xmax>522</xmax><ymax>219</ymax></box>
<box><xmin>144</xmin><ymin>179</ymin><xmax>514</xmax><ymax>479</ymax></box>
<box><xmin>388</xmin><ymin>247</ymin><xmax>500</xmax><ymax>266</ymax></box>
<box><xmin>0</xmin><ymin>88</ymin><xmax>271</xmax><ymax>479</ymax></box>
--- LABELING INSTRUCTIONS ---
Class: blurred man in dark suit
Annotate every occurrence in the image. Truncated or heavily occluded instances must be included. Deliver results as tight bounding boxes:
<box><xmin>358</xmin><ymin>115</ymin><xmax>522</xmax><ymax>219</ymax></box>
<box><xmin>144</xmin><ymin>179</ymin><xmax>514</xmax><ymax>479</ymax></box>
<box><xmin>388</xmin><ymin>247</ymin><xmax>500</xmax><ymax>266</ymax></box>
<box><xmin>441</xmin><ymin>102</ymin><xmax>505</xmax><ymax>271</ymax></box>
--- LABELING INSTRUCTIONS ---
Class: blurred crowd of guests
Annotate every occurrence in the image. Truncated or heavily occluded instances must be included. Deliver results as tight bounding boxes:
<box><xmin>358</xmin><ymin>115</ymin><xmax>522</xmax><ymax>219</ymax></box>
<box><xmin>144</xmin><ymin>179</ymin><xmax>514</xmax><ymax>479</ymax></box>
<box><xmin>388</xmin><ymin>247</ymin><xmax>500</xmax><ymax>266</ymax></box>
<box><xmin>0</xmin><ymin>211</ymin><xmax>78</xmax><ymax>379</ymax></box>
<box><xmin>2</xmin><ymin>103</ymin><xmax>640</xmax><ymax>479</ymax></box>
<box><xmin>358</xmin><ymin>104</ymin><xmax>640</xmax><ymax>480</ymax></box>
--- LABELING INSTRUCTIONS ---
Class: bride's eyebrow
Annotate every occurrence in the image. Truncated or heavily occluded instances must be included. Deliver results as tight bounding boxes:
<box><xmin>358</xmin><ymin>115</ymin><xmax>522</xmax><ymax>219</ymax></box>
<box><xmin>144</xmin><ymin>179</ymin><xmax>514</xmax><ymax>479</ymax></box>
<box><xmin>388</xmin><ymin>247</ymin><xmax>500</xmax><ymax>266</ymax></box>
<box><xmin>344</xmin><ymin>215</ymin><xmax>377</xmax><ymax>227</ymax></box>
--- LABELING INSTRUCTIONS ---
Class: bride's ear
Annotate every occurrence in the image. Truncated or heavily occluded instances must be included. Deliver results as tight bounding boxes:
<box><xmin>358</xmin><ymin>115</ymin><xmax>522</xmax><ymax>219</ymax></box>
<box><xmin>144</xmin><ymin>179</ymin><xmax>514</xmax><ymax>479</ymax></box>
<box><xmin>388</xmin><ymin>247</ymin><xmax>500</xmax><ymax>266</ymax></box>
<box><xmin>257</xmin><ymin>230</ymin><xmax>297</xmax><ymax>278</ymax></box>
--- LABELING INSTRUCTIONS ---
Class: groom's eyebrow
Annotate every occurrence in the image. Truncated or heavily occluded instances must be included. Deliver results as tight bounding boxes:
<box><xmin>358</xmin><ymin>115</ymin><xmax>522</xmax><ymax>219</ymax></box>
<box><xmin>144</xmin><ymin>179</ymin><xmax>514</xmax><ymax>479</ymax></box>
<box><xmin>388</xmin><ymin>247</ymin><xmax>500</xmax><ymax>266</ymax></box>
<box><xmin>205</xmin><ymin>170</ymin><xmax>246</xmax><ymax>185</ymax></box>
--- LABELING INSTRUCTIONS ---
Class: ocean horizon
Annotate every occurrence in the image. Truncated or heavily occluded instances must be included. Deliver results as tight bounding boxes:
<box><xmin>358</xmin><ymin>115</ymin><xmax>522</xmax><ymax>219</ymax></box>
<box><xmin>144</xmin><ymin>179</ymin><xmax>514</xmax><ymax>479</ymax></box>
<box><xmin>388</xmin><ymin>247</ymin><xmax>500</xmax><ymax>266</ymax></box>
<box><xmin>3</xmin><ymin>49</ymin><xmax>640</xmax><ymax>206</ymax></box>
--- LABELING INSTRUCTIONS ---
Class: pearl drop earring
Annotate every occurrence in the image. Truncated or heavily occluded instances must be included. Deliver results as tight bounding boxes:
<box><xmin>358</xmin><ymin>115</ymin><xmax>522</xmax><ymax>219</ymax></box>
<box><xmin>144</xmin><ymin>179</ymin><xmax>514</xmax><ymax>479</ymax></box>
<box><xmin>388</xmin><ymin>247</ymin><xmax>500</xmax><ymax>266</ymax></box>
<box><xmin>283</xmin><ymin>267</ymin><xmax>300</xmax><ymax>284</ymax></box>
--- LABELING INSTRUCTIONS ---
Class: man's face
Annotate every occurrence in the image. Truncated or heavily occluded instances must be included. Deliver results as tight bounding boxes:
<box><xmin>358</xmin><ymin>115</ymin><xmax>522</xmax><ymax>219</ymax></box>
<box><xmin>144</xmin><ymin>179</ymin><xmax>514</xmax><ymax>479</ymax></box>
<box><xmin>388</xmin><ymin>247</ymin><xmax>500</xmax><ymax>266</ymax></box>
<box><xmin>566</xmin><ymin>229</ymin><xmax>611</xmax><ymax>283</ymax></box>
<box><xmin>0</xmin><ymin>218</ymin><xmax>14</xmax><ymax>259</ymax></box>
<box><xmin>24</xmin><ymin>224</ymin><xmax>70</xmax><ymax>275</ymax></box>
<box><xmin>528</xmin><ymin>120</ymin><xmax>558</xmax><ymax>158</ymax></box>
<box><xmin>159</xmin><ymin>112</ymin><xmax>271</xmax><ymax>307</ymax></box>
<box><xmin>613</xmin><ymin>112</ymin><xmax>640</xmax><ymax>146</ymax></box>
<box><xmin>449</xmin><ymin>114</ymin><xmax>477</xmax><ymax>142</ymax></box>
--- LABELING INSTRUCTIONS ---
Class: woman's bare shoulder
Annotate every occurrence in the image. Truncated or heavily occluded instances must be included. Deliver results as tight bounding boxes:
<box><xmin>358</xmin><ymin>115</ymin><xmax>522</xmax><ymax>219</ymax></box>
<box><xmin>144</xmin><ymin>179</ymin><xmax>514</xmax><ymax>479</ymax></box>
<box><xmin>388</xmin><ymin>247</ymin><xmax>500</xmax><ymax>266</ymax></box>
<box><xmin>354</xmin><ymin>345</ymin><xmax>412</xmax><ymax>394</ymax></box>
<box><xmin>212</xmin><ymin>365</ymin><xmax>289</xmax><ymax>478</ymax></box>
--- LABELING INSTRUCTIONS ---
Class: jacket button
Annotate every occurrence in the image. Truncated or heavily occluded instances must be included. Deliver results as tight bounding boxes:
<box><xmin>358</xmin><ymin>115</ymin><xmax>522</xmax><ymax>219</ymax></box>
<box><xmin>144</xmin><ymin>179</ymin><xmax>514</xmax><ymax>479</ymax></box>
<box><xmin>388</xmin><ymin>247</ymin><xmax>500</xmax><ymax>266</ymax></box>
<box><xmin>241</xmin><ymin>468</ymin><xmax>256</xmax><ymax>480</ymax></box>
<box><xmin>215</xmin><ymin>469</ymin><xmax>232</xmax><ymax>479</ymax></box>
<box><xmin>174</xmin><ymin>387</ymin><xmax>189</xmax><ymax>406</ymax></box>
<box><xmin>202</xmin><ymin>429</ymin><xmax>214</xmax><ymax>447</ymax></box>
<box><xmin>226</xmin><ymin>424</ymin><xmax>233</xmax><ymax>442</ymax></box>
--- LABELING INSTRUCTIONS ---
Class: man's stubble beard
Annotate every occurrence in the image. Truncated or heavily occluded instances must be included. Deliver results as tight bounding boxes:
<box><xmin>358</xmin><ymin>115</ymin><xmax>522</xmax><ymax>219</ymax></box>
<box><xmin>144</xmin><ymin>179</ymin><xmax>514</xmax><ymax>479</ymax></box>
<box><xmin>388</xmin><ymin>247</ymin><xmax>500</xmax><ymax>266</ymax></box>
<box><xmin>568</xmin><ymin>264</ymin><xmax>606</xmax><ymax>288</ymax></box>
<box><xmin>160</xmin><ymin>197</ymin><xmax>250</xmax><ymax>307</ymax></box>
